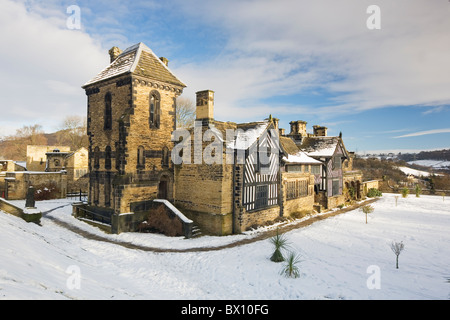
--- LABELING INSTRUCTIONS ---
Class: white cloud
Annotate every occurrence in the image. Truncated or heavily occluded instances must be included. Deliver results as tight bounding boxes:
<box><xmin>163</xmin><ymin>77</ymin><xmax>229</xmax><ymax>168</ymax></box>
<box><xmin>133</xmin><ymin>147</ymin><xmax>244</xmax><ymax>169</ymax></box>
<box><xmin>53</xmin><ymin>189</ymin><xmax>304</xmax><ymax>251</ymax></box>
<box><xmin>0</xmin><ymin>0</ymin><xmax>107</xmax><ymax>136</ymax></box>
<box><xmin>393</xmin><ymin>129</ymin><xmax>450</xmax><ymax>139</ymax></box>
<box><xmin>173</xmin><ymin>0</ymin><xmax>450</xmax><ymax>120</ymax></box>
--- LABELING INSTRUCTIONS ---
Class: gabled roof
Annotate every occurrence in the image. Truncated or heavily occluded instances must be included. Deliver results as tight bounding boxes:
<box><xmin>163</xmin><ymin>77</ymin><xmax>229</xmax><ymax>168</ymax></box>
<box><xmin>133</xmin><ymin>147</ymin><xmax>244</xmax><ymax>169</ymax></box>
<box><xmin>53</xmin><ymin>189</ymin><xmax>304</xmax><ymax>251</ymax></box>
<box><xmin>299</xmin><ymin>136</ymin><xmax>349</xmax><ymax>159</ymax></box>
<box><xmin>82</xmin><ymin>42</ymin><xmax>186</xmax><ymax>88</ymax></box>
<box><xmin>279</xmin><ymin>136</ymin><xmax>322</xmax><ymax>165</ymax></box>
<box><xmin>283</xmin><ymin>151</ymin><xmax>323</xmax><ymax>165</ymax></box>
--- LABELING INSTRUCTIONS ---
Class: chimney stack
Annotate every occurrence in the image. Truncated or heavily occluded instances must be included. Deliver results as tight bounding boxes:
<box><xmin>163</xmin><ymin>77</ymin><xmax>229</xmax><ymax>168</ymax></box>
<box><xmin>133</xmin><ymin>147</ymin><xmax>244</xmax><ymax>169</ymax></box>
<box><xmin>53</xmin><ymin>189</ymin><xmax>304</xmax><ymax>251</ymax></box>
<box><xmin>196</xmin><ymin>90</ymin><xmax>214</xmax><ymax>121</ymax></box>
<box><xmin>108</xmin><ymin>46</ymin><xmax>122</xmax><ymax>63</ymax></box>
<box><xmin>313</xmin><ymin>125</ymin><xmax>328</xmax><ymax>137</ymax></box>
<box><xmin>289</xmin><ymin>120</ymin><xmax>307</xmax><ymax>137</ymax></box>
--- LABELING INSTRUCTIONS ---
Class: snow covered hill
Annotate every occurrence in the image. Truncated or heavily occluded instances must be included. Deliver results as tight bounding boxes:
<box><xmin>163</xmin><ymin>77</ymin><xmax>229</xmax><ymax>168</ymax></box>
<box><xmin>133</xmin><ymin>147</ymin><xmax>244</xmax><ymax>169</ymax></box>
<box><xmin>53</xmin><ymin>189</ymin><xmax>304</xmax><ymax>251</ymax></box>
<box><xmin>398</xmin><ymin>166</ymin><xmax>434</xmax><ymax>177</ymax></box>
<box><xmin>1</xmin><ymin>194</ymin><xmax>449</xmax><ymax>300</ymax></box>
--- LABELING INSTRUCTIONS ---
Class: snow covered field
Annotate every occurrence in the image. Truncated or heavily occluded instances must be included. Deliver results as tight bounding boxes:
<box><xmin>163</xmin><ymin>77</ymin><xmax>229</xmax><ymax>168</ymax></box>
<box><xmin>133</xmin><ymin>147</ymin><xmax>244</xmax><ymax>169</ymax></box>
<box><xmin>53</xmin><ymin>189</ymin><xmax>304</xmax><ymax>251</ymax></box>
<box><xmin>397</xmin><ymin>166</ymin><xmax>434</xmax><ymax>177</ymax></box>
<box><xmin>407</xmin><ymin>160</ymin><xmax>450</xmax><ymax>169</ymax></box>
<box><xmin>1</xmin><ymin>193</ymin><xmax>449</xmax><ymax>300</ymax></box>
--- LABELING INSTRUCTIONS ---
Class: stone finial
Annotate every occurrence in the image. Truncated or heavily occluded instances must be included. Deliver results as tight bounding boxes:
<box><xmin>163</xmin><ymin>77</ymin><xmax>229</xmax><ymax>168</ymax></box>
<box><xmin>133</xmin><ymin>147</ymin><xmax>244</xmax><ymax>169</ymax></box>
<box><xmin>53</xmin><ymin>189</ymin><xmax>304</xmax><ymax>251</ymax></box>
<box><xmin>108</xmin><ymin>46</ymin><xmax>122</xmax><ymax>63</ymax></box>
<box><xmin>159</xmin><ymin>57</ymin><xmax>169</xmax><ymax>66</ymax></box>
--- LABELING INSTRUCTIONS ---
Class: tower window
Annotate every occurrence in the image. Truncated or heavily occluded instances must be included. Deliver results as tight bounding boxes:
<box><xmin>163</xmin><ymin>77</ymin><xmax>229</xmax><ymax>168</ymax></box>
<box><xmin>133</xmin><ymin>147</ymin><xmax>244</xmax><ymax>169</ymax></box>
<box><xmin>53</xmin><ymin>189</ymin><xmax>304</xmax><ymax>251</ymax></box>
<box><xmin>149</xmin><ymin>90</ymin><xmax>160</xmax><ymax>129</ymax></box>
<box><xmin>137</xmin><ymin>146</ymin><xmax>145</xmax><ymax>169</ymax></box>
<box><xmin>162</xmin><ymin>146</ymin><xmax>169</xmax><ymax>167</ymax></box>
<box><xmin>94</xmin><ymin>146</ymin><xmax>100</xmax><ymax>169</ymax></box>
<box><xmin>105</xmin><ymin>146</ymin><xmax>111</xmax><ymax>170</ymax></box>
<box><xmin>104</xmin><ymin>92</ymin><xmax>112</xmax><ymax>130</ymax></box>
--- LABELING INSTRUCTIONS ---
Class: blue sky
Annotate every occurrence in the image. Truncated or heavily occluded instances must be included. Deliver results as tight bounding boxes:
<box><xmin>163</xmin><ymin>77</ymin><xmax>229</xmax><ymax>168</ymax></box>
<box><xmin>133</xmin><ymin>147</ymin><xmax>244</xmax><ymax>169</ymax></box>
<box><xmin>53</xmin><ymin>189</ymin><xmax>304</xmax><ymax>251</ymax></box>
<box><xmin>0</xmin><ymin>0</ymin><xmax>449</xmax><ymax>154</ymax></box>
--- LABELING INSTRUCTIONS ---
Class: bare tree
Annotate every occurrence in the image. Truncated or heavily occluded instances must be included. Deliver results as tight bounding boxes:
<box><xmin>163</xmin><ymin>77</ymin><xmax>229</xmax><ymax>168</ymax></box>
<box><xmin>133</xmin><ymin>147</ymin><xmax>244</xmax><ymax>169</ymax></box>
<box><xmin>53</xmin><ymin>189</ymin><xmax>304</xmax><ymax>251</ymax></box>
<box><xmin>0</xmin><ymin>124</ymin><xmax>47</xmax><ymax>160</ymax></box>
<box><xmin>56</xmin><ymin>115</ymin><xmax>88</xmax><ymax>150</ymax></box>
<box><xmin>176</xmin><ymin>97</ymin><xmax>196</xmax><ymax>129</ymax></box>
<box><xmin>390</xmin><ymin>241</ymin><xmax>405</xmax><ymax>269</ymax></box>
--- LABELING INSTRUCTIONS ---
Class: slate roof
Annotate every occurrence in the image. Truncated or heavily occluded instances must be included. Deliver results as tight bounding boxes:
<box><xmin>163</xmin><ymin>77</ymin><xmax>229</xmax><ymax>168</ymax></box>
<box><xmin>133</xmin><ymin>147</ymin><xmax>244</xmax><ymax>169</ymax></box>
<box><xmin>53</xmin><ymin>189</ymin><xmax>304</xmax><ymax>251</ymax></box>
<box><xmin>279</xmin><ymin>136</ymin><xmax>322</xmax><ymax>165</ymax></box>
<box><xmin>299</xmin><ymin>136</ymin><xmax>348</xmax><ymax>158</ymax></box>
<box><xmin>82</xmin><ymin>42</ymin><xmax>186</xmax><ymax>88</ymax></box>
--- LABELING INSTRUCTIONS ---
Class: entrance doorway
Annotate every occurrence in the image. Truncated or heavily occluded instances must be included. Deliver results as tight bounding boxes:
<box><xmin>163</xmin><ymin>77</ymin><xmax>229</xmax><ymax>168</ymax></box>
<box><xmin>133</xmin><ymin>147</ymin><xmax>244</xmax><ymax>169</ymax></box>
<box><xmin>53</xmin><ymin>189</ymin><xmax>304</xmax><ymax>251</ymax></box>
<box><xmin>158</xmin><ymin>177</ymin><xmax>168</xmax><ymax>199</ymax></box>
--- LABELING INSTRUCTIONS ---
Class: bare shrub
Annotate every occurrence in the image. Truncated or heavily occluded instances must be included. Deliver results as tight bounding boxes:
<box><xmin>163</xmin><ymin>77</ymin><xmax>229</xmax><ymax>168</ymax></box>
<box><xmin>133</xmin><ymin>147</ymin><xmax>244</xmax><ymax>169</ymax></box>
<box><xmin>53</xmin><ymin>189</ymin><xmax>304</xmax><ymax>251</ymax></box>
<box><xmin>138</xmin><ymin>205</ymin><xmax>183</xmax><ymax>237</ymax></box>
<box><xmin>390</xmin><ymin>241</ymin><xmax>405</xmax><ymax>269</ymax></box>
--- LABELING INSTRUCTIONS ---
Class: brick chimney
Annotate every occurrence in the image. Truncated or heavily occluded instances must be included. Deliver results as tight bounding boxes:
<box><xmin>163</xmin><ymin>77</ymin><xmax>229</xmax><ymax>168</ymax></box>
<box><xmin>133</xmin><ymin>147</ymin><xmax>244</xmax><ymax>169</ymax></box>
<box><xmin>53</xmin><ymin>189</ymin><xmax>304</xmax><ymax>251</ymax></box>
<box><xmin>108</xmin><ymin>46</ymin><xmax>122</xmax><ymax>63</ymax></box>
<box><xmin>196</xmin><ymin>90</ymin><xmax>214</xmax><ymax>120</ymax></box>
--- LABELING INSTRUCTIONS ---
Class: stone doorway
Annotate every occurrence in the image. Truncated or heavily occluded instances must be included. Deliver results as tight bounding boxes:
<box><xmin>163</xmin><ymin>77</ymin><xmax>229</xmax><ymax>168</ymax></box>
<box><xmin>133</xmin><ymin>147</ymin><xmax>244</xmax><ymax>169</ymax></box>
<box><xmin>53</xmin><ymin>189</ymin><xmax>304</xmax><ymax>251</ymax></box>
<box><xmin>158</xmin><ymin>176</ymin><xmax>169</xmax><ymax>199</ymax></box>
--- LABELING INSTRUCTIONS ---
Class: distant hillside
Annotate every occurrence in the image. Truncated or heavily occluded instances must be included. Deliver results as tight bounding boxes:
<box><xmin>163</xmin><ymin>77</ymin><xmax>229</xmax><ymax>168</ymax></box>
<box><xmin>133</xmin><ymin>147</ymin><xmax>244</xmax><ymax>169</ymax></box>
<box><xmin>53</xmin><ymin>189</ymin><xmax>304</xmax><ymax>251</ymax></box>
<box><xmin>0</xmin><ymin>130</ymin><xmax>87</xmax><ymax>161</ymax></box>
<box><xmin>397</xmin><ymin>149</ymin><xmax>450</xmax><ymax>162</ymax></box>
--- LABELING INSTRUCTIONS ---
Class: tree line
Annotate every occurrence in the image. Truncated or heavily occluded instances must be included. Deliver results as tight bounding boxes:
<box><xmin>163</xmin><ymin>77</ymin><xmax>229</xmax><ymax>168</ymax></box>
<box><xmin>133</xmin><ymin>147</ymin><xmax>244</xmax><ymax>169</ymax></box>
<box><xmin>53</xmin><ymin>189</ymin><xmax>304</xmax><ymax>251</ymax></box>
<box><xmin>0</xmin><ymin>97</ymin><xmax>197</xmax><ymax>161</ymax></box>
<box><xmin>0</xmin><ymin>116</ymin><xmax>88</xmax><ymax>161</ymax></box>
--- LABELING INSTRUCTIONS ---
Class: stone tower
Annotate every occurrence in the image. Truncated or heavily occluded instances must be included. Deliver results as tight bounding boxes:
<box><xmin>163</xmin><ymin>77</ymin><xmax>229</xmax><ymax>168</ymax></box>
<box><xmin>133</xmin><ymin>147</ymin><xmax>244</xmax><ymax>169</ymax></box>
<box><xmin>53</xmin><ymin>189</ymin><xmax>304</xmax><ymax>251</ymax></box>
<box><xmin>82</xmin><ymin>42</ymin><xmax>186</xmax><ymax>232</ymax></box>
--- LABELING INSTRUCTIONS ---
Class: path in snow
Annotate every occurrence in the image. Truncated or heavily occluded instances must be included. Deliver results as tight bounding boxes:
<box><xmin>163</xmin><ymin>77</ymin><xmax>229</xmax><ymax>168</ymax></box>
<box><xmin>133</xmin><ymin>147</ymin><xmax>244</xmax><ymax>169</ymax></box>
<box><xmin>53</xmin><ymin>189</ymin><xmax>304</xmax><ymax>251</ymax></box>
<box><xmin>40</xmin><ymin>198</ymin><xmax>379</xmax><ymax>252</ymax></box>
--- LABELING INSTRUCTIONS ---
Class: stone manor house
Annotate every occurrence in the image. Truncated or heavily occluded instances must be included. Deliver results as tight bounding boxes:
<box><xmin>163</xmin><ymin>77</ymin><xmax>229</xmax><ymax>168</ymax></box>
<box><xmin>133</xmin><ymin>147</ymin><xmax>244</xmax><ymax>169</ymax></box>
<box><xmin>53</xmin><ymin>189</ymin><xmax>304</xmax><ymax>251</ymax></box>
<box><xmin>75</xmin><ymin>42</ymin><xmax>365</xmax><ymax>236</ymax></box>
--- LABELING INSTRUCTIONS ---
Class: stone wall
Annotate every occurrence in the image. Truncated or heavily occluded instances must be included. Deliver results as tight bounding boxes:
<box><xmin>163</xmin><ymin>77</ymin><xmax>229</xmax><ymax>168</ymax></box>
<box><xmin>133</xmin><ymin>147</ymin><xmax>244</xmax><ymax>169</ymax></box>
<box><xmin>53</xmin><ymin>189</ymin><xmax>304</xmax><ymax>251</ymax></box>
<box><xmin>26</xmin><ymin>145</ymin><xmax>71</xmax><ymax>172</ymax></box>
<box><xmin>281</xmin><ymin>172</ymin><xmax>315</xmax><ymax>216</ymax></box>
<box><xmin>1</xmin><ymin>171</ymin><xmax>67</xmax><ymax>200</ymax></box>
<box><xmin>0</xmin><ymin>197</ymin><xmax>41</xmax><ymax>223</ymax></box>
<box><xmin>239</xmin><ymin>205</ymin><xmax>281</xmax><ymax>232</ymax></box>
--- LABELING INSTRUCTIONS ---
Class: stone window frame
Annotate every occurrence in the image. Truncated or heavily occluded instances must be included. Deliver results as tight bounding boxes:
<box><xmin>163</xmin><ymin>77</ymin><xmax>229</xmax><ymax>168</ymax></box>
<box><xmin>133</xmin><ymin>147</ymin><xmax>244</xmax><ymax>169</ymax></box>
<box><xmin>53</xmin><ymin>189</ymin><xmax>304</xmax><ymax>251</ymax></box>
<box><xmin>104</xmin><ymin>92</ymin><xmax>112</xmax><ymax>130</ymax></box>
<box><xmin>162</xmin><ymin>146</ymin><xmax>170</xmax><ymax>168</ymax></box>
<box><xmin>137</xmin><ymin>145</ymin><xmax>145</xmax><ymax>169</ymax></box>
<box><xmin>93</xmin><ymin>146</ymin><xmax>100</xmax><ymax>169</ymax></box>
<box><xmin>149</xmin><ymin>90</ymin><xmax>161</xmax><ymax>129</ymax></box>
<box><xmin>255</xmin><ymin>184</ymin><xmax>269</xmax><ymax>210</ymax></box>
<box><xmin>105</xmin><ymin>146</ymin><xmax>112</xmax><ymax>170</ymax></box>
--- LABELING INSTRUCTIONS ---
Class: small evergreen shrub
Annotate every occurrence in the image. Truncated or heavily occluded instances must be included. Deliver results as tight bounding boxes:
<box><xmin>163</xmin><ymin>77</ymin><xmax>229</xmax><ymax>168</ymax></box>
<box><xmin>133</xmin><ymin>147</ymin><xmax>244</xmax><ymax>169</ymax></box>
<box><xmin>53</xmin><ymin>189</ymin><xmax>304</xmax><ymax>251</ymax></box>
<box><xmin>367</xmin><ymin>188</ymin><xmax>382</xmax><ymax>198</ymax></box>
<box><xmin>402</xmin><ymin>187</ymin><xmax>409</xmax><ymax>198</ymax></box>
<box><xmin>269</xmin><ymin>228</ymin><xmax>290</xmax><ymax>262</ymax></box>
<box><xmin>280</xmin><ymin>252</ymin><xmax>302</xmax><ymax>278</ymax></box>
<box><xmin>415</xmin><ymin>184</ymin><xmax>421</xmax><ymax>197</ymax></box>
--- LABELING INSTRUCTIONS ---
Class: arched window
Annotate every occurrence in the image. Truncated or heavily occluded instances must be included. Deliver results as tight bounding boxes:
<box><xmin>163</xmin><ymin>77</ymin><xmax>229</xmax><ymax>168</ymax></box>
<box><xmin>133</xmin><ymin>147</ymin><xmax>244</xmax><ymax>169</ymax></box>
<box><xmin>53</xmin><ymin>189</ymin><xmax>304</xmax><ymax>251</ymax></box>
<box><xmin>94</xmin><ymin>146</ymin><xmax>100</xmax><ymax>169</ymax></box>
<box><xmin>104</xmin><ymin>172</ymin><xmax>111</xmax><ymax>207</ymax></box>
<box><xmin>149</xmin><ymin>90</ymin><xmax>160</xmax><ymax>129</ymax></box>
<box><xmin>104</xmin><ymin>92</ymin><xmax>112</xmax><ymax>130</ymax></box>
<box><xmin>137</xmin><ymin>146</ymin><xmax>145</xmax><ymax>169</ymax></box>
<box><xmin>105</xmin><ymin>146</ymin><xmax>111</xmax><ymax>170</ymax></box>
<box><xmin>162</xmin><ymin>146</ymin><xmax>169</xmax><ymax>167</ymax></box>
<box><xmin>115</xmin><ymin>142</ymin><xmax>121</xmax><ymax>171</ymax></box>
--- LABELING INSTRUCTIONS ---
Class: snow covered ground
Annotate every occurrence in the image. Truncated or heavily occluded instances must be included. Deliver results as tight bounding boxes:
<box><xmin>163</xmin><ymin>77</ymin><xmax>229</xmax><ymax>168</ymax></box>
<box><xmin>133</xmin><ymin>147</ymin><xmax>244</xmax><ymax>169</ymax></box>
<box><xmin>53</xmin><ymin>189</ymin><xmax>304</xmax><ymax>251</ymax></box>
<box><xmin>408</xmin><ymin>160</ymin><xmax>450</xmax><ymax>169</ymax></box>
<box><xmin>1</xmin><ymin>193</ymin><xmax>449</xmax><ymax>300</ymax></box>
<box><xmin>397</xmin><ymin>166</ymin><xmax>436</xmax><ymax>177</ymax></box>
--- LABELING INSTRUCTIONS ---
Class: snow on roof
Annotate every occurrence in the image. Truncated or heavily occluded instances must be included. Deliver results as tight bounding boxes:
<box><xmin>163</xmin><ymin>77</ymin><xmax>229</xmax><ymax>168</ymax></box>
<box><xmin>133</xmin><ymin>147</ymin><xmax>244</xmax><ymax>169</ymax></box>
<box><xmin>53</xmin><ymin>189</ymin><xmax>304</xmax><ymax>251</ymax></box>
<box><xmin>83</xmin><ymin>42</ymin><xmax>185</xmax><ymax>88</ymax></box>
<box><xmin>226</xmin><ymin>121</ymin><xmax>269</xmax><ymax>150</ymax></box>
<box><xmin>283</xmin><ymin>151</ymin><xmax>322</xmax><ymax>164</ymax></box>
<box><xmin>300</xmin><ymin>136</ymin><xmax>340</xmax><ymax>158</ymax></box>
